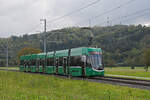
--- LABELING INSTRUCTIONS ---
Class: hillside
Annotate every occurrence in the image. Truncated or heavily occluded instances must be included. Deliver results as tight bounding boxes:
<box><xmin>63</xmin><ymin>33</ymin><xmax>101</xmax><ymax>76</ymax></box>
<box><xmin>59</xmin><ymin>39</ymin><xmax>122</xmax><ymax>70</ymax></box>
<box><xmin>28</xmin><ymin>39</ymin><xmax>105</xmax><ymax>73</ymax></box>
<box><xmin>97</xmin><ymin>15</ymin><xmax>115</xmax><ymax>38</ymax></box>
<box><xmin>0</xmin><ymin>24</ymin><xmax>150</xmax><ymax>66</ymax></box>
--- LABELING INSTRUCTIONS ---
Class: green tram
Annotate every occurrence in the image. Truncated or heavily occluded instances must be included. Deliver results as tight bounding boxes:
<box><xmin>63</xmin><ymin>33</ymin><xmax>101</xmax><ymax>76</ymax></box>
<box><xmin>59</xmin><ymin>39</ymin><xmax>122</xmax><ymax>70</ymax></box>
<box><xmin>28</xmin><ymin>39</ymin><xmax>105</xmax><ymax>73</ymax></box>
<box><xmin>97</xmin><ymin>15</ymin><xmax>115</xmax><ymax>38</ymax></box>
<box><xmin>20</xmin><ymin>47</ymin><xmax>104</xmax><ymax>77</ymax></box>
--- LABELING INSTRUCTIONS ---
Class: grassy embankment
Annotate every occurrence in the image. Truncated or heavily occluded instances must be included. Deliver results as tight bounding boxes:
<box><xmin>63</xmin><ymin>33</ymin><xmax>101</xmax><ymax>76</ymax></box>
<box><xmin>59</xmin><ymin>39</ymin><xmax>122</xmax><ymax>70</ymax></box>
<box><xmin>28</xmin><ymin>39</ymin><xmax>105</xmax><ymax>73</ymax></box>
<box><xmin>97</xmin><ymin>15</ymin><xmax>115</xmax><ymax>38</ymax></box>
<box><xmin>105</xmin><ymin>67</ymin><xmax>150</xmax><ymax>78</ymax></box>
<box><xmin>0</xmin><ymin>71</ymin><xmax>150</xmax><ymax>100</ymax></box>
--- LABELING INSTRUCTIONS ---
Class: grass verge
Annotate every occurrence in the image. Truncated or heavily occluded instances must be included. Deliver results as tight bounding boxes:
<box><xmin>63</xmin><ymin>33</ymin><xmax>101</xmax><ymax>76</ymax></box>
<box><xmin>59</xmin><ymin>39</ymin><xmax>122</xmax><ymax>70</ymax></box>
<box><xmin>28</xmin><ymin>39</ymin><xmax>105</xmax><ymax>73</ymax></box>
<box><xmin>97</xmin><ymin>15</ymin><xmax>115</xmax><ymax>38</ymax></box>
<box><xmin>0</xmin><ymin>71</ymin><xmax>150</xmax><ymax>100</ymax></box>
<box><xmin>105</xmin><ymin>67</ymin><xmax>150</xmax><ymax>78</ymax></box>
<box><xmin>0</xmin><ymin>67</ymin><xmax>19</xmax><ymax>70</ymax></box>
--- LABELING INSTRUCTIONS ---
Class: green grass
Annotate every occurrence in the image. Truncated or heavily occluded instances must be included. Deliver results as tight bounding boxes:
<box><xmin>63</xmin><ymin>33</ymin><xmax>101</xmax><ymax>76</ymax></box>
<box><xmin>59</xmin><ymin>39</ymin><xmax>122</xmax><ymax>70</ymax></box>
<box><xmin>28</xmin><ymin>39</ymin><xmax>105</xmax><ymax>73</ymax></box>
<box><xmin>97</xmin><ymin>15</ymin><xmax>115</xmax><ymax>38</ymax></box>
<box><xmin>0</xmin><ymin>71</ymin><xmax>150</xmax><ymax>100</ymax></box>
<box><xmin>0</xmin><ymin>67</ymin><xmax>19</xmax><ymax>70</ymax></box>
<box><xmin>105</xmin><ymin>67</ymin><xmax>150</xmax><ymax>78</ymax></box>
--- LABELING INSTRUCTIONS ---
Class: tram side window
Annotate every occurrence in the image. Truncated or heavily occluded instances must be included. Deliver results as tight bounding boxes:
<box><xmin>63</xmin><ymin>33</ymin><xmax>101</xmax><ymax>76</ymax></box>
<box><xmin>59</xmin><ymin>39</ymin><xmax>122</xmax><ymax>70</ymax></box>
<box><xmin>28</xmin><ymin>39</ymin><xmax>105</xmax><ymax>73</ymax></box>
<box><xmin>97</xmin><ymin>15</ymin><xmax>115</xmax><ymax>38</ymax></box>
<box><xmin>24</xmin><ymin>61</ymin><xmax>27</xmax><ymax>66</ymax></box>
<box><xmin>37</xmin><ymin>60</ymin><xmax>40</xmax><ymax>66</ymax></box>
<box><xmin>86</xmin><ymin>56</ymin><xmax>91</xmax><ymax>67</ymax></box>
<box><xmin>32</xmin><ymin>60</ymin><xmax>36</xmax><ymax>66</ymax></box>
<box><xmin>47</xmin><ymin>58</ymin><xmax>50</xmax><ymax>66</ymax></box>
<box><xmin>70</xmin><ymin>56</ymin><xmax>84</xmax><ymax>66</ymax></box>
<box><xmin>47</xmin><ymin>58</ymin><xmax>54</xmax><ymax>66</ymax></box>
<box><xmin>28</xmin><ymin>60</ymin><xmax>31</xmax><ymax>66</ymax></box>
<box><xmin>25</xmin><ymin>61</ymin><xmax>30</xmax><ymax>66</ymax></box>
<box><xmin>59</xmin><ymin>57</ymin><xmax>63</xmax><ymax>66</ymax></box>
<box><xmin>29</xmin><ymin>60</ymin><xmax>31</xmax><ymax>66</ymax></box>
<box><xmin>39</xmin><ymin>59</ymin><xmax>44</xmax><ymax>66</ymax></box>
<box><xmin>30</xmin><ymin>60</ymin><xmax>33</xmax><ymax>66</ymax></box>
<box><xmin>20</xmin><ymin>60</ymin><xmax>24</xmax><ymax>65</ymax></box>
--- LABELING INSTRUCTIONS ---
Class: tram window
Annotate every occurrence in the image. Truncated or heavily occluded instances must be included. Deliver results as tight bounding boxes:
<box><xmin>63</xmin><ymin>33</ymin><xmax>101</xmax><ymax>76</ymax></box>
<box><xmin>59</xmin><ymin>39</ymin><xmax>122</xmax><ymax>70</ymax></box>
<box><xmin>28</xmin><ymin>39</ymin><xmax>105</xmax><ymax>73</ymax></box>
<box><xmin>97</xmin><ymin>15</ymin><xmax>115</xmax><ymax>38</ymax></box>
<box><xmin>26</xmin><ymin>61</ymin><xmax>29</xmax><ymax>66</ymax></box>
<box><xmin>31</xmin><ymin>60</ymin><xmax>33</xmax><ymax>66</ymax></box>
<box><xmin>28</xmin><ymin>60</ymin><xmax>31</xmax><ymax>66</ymax></box>
<box><xmin>46</xmin><ymin>59</ymin><xmax>49</xmax><ymax>66</ymax></box>
<box><xmin>86</xmin><ymin>57</ymin><xmax>91</xmax><ymax>67</ymax></box>
<box><xmin>22</xmin><ymin>61</ymin><xmax>25</xmax><ymax>65</ymax></box>
<box><xmin>22</xmin><ymin>61</ymin><xmax>24</xmax><ymax>65</ymax></box>
<box><xmin>30</xmin><ymin>60</ymin><xmax>32</xmax><ymax>66</ymax></box>
<box><xmin>56</xmin><ymin>58</ymin><xmax>59</xmax><ymax>66</ymax></box>
<box><xmin>37</xmin><ymin>60</ymin><xmax>40</xmax><ymax>66</ymax></box>
<box><xmin>24</xmin><ymin>61</ymin><xmax>28</xmax><ymax>66</ymax></box>
<box><xmin>63</xmin><ymin>57</ymin><xmax>67</xmax><ymax>65</ymax></box>
<box><xmin>24</xmin><ymin>61</ymin><xmax>26</xmax><ymax>65</ymax></box>
<box><xmin>39</xmin><ymin>60</ymin><xmax>44</xmax><ymax>66</ymax></box>
<box><xmin>43</xmin><ymin>60</ymin><xmax>45</xmax><ymax>66</ymax></box>
<box><xmin>20</xmin><ymin>60</ymin><xmax>24</xmax><ymax>65</ymax></box>
<box><xmin>47</xmin><ymin>58</ymin><xmax>54</xmax><ymax>66</ymax></box>
<box><xmin>70</xmin><ymin>56</ymin><xmax>84</xmax><ymax>66</ymax></box>
<box><xmin>59</xmin><ymin>57</ymin><xmax>63</xmax><ymax>66</ymax></box>
<box><xmin>33</xmin><ymin>60</ymin><xmax>36</xmax><ymax>66</ymax></box>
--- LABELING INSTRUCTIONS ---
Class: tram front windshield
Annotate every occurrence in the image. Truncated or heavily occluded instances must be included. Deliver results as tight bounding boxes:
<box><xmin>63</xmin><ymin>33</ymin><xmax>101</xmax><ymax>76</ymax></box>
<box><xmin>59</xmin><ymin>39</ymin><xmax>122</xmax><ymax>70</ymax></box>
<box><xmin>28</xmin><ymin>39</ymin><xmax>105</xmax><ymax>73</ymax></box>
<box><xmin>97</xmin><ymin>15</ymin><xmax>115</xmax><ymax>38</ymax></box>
<box><xmin>88</xmin><ymin>54</ymin><xmax>103</xmax><ymax>70</ymax></box>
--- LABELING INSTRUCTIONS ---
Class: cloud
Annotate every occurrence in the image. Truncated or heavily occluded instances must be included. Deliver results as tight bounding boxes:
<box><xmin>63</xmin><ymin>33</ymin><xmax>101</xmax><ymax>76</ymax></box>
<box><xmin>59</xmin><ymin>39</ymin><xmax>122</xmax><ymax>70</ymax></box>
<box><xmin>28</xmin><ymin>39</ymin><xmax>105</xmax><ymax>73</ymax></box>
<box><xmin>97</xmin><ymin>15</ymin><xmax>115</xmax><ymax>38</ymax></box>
<box><xmin>0</xmin><ymin>0</ymin><xmax>150</xmax><ymax>37</ymax></box>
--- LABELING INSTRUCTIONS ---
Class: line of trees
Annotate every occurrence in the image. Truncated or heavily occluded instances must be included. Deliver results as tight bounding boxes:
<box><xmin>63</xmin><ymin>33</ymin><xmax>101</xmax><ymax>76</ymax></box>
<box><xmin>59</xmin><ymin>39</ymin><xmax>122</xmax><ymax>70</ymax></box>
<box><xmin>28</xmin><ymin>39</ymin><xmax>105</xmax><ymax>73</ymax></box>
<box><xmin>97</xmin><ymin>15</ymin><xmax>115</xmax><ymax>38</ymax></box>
<box><xmin>0</xmin><ymin>25</ymin><xmax>150</xmax><ymax>68</ymax></box>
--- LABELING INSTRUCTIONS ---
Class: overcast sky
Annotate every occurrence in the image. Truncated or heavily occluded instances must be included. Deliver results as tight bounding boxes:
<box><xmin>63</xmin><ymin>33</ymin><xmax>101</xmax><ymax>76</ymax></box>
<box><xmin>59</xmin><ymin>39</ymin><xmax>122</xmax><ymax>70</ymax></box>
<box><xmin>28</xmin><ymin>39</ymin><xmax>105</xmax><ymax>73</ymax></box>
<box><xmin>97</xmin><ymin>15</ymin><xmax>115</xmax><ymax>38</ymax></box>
<box><xmin>0</xmin><ymin>0</ymin><xmax>150</xmax><ymax>37</ymax></box>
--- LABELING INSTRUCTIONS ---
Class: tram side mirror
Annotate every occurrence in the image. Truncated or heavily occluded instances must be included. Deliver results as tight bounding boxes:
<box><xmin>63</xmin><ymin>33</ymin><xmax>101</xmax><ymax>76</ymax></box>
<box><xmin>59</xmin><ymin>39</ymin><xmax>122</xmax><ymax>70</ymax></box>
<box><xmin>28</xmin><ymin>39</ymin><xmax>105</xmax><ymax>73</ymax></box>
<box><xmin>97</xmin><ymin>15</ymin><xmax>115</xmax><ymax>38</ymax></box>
<box><xmin>81</xmin><ymin>55</ymin><xmax>86</xmax><ymax>62</ymax></box>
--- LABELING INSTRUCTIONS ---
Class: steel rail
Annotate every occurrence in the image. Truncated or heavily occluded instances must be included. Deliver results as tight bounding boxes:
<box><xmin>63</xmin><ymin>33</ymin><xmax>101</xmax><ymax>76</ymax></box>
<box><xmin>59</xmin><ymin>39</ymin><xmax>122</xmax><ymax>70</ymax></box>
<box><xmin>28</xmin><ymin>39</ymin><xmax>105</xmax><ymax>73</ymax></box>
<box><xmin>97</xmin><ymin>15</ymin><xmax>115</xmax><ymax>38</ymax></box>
<box><xmin>90</xmin><ymin>77</ymin><xmax>150</xmax><ymax>86</ymax></box>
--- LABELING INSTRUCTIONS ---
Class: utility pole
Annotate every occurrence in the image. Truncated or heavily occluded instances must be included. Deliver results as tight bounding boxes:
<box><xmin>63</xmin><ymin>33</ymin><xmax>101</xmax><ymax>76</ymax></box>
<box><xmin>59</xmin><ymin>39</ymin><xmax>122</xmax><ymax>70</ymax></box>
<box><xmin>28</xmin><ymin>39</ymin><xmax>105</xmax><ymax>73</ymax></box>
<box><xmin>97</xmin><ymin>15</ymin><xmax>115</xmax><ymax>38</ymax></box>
<box><xmin>40</xmin><ymin>19</ymin><xmax>47</xmax><ymax>53</ymax></box>
<box><xmin>89</xmin><ymin>19</ymin><xmax>91</xmax><ymax>27</ymax></box>
<box><xmin>107</xmin><ymin>17</ymin><xmax>110</xmax><ymax>26</ymax></box>
<box><xmin>6</xmin><ymin>39</ymin><xmax>8</xmax><ymax>68</ymax></box>
<box><xmin>119</xmin><ymin>16</ymin><xmax>122</xmax><ymax>25</ymax></box>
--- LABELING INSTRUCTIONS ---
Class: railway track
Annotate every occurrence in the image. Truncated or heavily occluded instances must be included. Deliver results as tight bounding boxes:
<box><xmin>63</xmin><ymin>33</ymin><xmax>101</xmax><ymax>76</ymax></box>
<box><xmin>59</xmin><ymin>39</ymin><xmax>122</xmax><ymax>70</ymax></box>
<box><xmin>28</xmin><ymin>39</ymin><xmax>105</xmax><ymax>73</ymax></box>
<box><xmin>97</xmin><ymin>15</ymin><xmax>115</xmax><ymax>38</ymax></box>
<box><xmin>0</xmin><ymin>69</ymin><xmax>150</xmax><ymax>90</ymax></box>
<box><xmin>91</xmin><ymin>76</ymin><xmax>150</xmax><ymax>86</ymax></box>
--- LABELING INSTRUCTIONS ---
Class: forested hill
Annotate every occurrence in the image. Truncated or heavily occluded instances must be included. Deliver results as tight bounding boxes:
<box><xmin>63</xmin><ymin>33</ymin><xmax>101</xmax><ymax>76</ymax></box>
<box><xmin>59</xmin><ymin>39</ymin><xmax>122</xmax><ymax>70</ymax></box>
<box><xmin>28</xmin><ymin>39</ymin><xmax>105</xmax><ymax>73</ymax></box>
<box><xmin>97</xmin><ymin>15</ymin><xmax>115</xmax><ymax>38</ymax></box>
<box><xmin>0</xmin><ymin>25</ymin><xmax>150</xmax><ymax>66</ymax></box>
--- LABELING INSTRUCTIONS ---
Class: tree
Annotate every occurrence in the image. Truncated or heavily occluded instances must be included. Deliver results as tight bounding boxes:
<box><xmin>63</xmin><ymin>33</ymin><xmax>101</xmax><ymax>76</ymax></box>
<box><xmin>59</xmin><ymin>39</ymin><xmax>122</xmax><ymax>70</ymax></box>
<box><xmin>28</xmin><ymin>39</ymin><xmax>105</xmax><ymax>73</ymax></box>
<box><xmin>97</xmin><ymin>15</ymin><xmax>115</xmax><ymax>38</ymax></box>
<box><xmin>1</xmin><ymin>25</ymin><xmax>150</xmax><ymax>67</ymax></box>
<box><xmin>142</xmin><ymin>48</ymin><xmax>150</xmax><ymax>71</ymax></box>
<box><xmin>125</xmin><ymin>57</ymin><xmax>135</xmax><ymax>69</ymax></box>
<box><xmin>17</xmin><ymin>47</ymin><xmax>42</xmax><ymax>64</ymax></box>
<box><xmin>107</xmin><ymin>59</ymin><xmax>116</xmax><ymax>68</ymax></box>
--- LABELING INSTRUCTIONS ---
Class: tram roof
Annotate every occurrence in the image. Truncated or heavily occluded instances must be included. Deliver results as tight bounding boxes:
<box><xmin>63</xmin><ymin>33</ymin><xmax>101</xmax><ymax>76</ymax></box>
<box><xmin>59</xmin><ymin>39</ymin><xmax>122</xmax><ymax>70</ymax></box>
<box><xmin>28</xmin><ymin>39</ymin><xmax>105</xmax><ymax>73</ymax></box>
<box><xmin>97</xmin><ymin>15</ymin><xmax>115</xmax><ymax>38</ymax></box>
<box><xmin>20</xmin><ymin>47</ymin><xmax>102</xmax><ymax>60</ymax></box>
<box><xmin>37</xmin><ymin>53</ymin><xmax>46</xmax><ymax>59</ymax></box>
<box><xmin>30</xmin><ymin>54</ymin><xmax>37</xmax><ymax>60</ymax></box>
<box><xmin>20</xmin><ymin>54</ymin><xmax>31</xmax><ymax>60</ymax></box>
<box><xmin>70</xmin><ymin>47</ymin><xmax>102</xmax><ymax>56</ymax></box>
<box><xmin>55</xmin><ymin>49</ymin><xmax>68</xmax><ymax>57</ymax></box>
<box><xmin>47</xmin><ymin>51</ymin><xmax>54</xmax><ymax>58</ymax></box>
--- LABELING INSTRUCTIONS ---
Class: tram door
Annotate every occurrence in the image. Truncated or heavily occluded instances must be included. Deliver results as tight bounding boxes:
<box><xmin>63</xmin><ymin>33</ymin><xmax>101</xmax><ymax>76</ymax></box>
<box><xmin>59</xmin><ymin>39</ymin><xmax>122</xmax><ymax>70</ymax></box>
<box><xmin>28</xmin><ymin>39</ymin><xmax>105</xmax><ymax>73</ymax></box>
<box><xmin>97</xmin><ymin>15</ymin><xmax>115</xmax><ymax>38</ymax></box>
<box><xmin>82</xmin><ymin>55</ymin><xmax>86</xmax><ymax>77</ymax></box>
<box><xmin>27</xmin><ymin>61</ymin><xmax>30</xmax><ymax>72</ymax></box>
<box><xmin>56</xmin><ymin>58</ymin><xmax>59</xmax><ymax>74</ymax></box>
<box><xmin>63</xmin><ymin>57</ymin><xmax>67</xmax><ymax>75</ymax></box>
<box><xmin>36</xmin><ymin>59</ymin><xmax>40</xmax><ymax>72</ymax></box>
<box><xmin>24</xmin><ymin>61</ymin><xmax>27</xmax><ymax>72</ymax></box>
<box><xmin>42</xmin><ymin>59</ymin><xmax>45</xmax><ymax>73</ymax></box>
